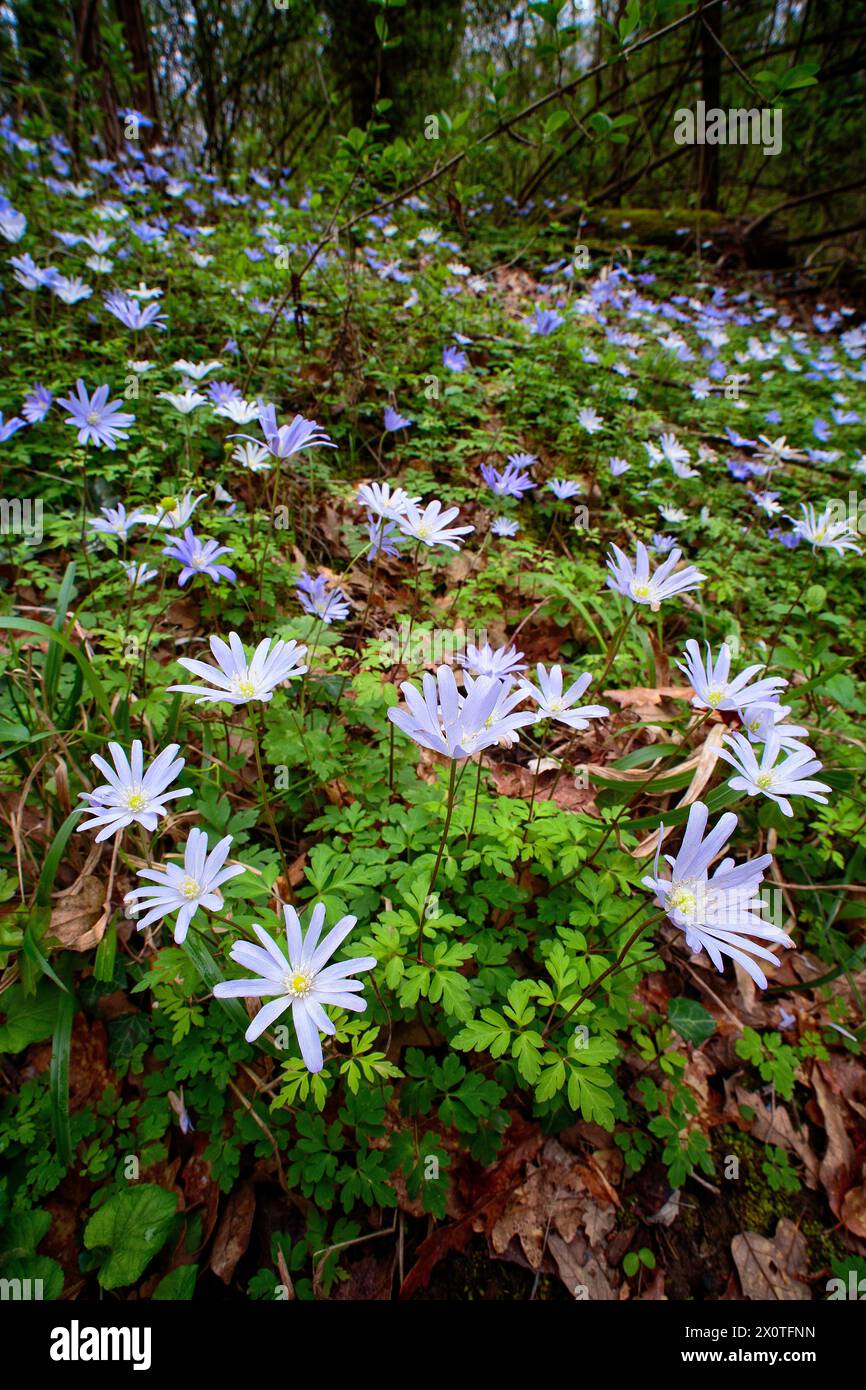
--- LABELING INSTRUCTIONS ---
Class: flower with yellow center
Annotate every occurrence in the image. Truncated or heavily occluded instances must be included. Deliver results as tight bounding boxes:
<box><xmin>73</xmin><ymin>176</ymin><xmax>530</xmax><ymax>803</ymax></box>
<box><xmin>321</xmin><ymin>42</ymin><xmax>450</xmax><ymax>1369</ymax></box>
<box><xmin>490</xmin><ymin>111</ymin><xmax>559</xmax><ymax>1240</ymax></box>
<box><xmin>78</xmin><ymin>739</ymin><xmax>192</xmax><ymax>843</ymax></box>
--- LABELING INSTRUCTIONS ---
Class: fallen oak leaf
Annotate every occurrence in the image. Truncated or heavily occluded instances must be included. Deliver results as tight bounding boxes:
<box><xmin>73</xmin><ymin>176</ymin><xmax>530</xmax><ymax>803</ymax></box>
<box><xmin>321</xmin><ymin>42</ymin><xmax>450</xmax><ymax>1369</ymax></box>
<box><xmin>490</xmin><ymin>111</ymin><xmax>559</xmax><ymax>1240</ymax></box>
<box><xmin>731</xmin><ymin>1219</ymin><xmax>810</xmax><ymax>1300</ymax></box>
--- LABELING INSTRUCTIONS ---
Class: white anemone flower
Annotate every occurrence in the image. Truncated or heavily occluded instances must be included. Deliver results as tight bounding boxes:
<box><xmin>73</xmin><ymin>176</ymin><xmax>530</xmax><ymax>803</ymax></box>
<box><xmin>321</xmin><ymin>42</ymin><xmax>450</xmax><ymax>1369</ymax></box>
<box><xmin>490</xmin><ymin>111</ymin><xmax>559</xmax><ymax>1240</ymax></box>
<box><xmin>519</xmin><ymin>664</ymin><xmax>609</xmax><ymax>730</ymax></box>
<box><xmin>158</xmin><ymin>389</ymin><xmax>209</xmax><ymax>414</ymax></box>
<box><xmin>738</xmin><ymin>699</ymin><xmax>809</xmax><ymax>752</ymax></box>
<box><xmin>232</xmin><ymin>440</ymin><xmax>272</xmax><ymax>472</ymax></box>
<box><xmin>213</xmin><ymin>903</ymin><xmax>377</xmax><ymax>1071</ymax></box>
<box><xmin>78</xmin><ymin>740</ymin><xmax>192</xmax><ymax>842</ymax></box>
<box><xmin>138</xmin><ymin>490</ymin><xmax>206</xmax><ymax>529</ymax></box>
<box><xmin>169</xmin><ymin>632</ymin><xmax>308</xmax><ymax>705</ymax></box>
<box><xmin>457</xmin><ymin>642</ymin><xmax>526</xmax><ymax>679</ymax></box>
<box><xmin>397</xmin><ymin>499</ymin><xmax>474</xmax><ymax>551</ymax></box>
<box><xmin>172</xmin><ymin>358</ymin><xmax>223</xmax><ymax>380</ymax></box>
<box><xmin>606</xmin><ymin>540</ymin><xmax>705</xmax><ymax>610</ymax></box>
<box><xmin>356</xmin><ymin>481</ymin><xmax>420</xmax><ymax>520</ymax></box>
<box><xmin>676</xmin><ymin>640</ymin><xmax>787</xmax><ymax>712</ymax></box>
<box><xmin>786</xmin><ymin>503</ymin><xmax>862</xmax><ymax>555</ymax></box>
<box><xmin>716</xmin><ymin>732</ymin><xmax>831</xmax><ymax>817</ymax></box>
<box><xmin>643</xmin><ymin>802</ymin><xmax>792</xmax><ymax>989</ymax></box>
<box><xmin>124</xmin><ymin>829</ymin><xmax>246</xmax><ymax>943</ymax></box>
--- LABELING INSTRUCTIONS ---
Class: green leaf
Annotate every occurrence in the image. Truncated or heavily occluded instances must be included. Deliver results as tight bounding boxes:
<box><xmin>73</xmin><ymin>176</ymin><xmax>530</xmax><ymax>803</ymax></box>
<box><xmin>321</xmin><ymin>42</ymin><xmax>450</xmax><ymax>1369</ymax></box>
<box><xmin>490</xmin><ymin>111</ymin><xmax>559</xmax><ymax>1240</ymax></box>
<box><xmin>0</xmin><ymin>980</ymin><xmax>60</xmax><ymax>1051</ymax></box>
<box><xmin>668</xmin><ymin>997</ymin><xmax>716</xmax><ymax>1046</ymax></box>
<box><xmin>49</xmin><ymin>958</ymin><xmax>75</xmax><ymax>1168</ymax></box>
<box><xmin>84</xmin><ymin>1185</ymin><xmax>178</xmax><ymax>1289</ymax></box>
<box><xmin>153</xmin><ymin>1264</ymin><xmax>197</xmax><ymax>1299</ymax></box>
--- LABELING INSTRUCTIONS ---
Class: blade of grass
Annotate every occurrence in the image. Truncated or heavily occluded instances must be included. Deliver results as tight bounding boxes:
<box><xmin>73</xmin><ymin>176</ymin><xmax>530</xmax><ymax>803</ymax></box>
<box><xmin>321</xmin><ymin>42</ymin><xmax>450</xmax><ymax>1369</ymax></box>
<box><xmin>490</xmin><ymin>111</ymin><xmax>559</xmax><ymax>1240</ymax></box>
<box><xmin>50</xmin><ymin>957</ymin><xmax>75</xmax><ymax>1169</ymax></box>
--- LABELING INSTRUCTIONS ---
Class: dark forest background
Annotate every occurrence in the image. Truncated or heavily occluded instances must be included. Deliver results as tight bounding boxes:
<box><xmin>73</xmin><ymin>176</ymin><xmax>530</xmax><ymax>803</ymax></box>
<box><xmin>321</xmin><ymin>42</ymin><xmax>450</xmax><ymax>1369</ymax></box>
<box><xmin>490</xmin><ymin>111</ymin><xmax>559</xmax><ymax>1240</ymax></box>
<box><xmin>2</xmin><ymin>1</ymin><xmax>866</xmax><ymax>271</ymax></box>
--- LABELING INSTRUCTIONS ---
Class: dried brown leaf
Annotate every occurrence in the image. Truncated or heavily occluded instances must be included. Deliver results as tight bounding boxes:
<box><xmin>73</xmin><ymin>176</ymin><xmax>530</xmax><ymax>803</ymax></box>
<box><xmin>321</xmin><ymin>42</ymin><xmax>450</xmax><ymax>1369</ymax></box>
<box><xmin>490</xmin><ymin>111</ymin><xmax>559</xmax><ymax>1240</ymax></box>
<box><xmin>731</xmin><ymin>1219</ymin><xmax>810</xmax><ymax>1300</ymax></box>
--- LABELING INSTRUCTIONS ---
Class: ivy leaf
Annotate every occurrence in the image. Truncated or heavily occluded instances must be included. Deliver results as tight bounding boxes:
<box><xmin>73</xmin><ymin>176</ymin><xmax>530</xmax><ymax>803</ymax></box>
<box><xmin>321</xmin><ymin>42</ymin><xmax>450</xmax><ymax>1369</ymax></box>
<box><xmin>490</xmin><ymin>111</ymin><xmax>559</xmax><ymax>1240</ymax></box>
<box><xmin>668</xmin><ymin>997</ymin><xmax>716</xmax><ymax>1046</ymax></box>
<box><xmin>153</xmin><ymin>1264</ymin><xmax>197</xmax><ymax>1299</ymax></box>
<box><xmin>84</xmin><ymin>1185</ymin><xmax>178</xmax><ymax>1289</ymax></box>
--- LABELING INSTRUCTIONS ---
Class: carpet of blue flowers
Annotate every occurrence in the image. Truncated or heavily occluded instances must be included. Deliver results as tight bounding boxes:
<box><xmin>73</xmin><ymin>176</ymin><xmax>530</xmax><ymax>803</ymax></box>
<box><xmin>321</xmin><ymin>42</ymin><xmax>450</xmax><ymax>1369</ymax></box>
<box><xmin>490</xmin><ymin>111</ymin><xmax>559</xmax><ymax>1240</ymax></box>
<box><xmin>1</xmin><ymin>111</ymin><xmax>866</xmax><ymax>1302</ymax></box>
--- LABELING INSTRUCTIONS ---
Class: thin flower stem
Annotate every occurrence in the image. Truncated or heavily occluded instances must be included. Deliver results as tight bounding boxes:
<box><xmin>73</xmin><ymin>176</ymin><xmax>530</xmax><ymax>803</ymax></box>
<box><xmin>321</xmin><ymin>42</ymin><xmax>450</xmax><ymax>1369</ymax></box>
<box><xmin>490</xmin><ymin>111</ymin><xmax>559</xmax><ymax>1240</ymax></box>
<box><xmin>595</xmin><ymin>606</ymin><xmax>631</xmax><ymax>690</ymax></box>
<box><xmin>562</xmin><ymin>708</ymin><xmax>715</xmax><ymax>883</ymax></box>
<box><xmin>542</xmin><ymin>908</ymin><xmax>664</xmax><ymax>1040</ymax></box>
<box><xmin>522</xmin><ymin>726</ymin><xmax>548</xmax><ymax>839</ymax></box>
<box><xmin>248</xmin><ymin>705</ymin><xmax>290</xmax><ymax>887</ymax></box>
<box><xmin>417</xmin><ymin>759</ymin><xmax>458</xmax><ymax>963</ymax></box>
<box><xmin>764</xmin><ymin>552</ymin><xmax>817</xmax><ymax>669</ymax></box>
<box><xmin>388</xmin><ymin>718</ymin><xmax>396</xmax><ymax>795</ymax></box>
<box><xmin>465</xmin><ymin>756</ymin><xmax>485</xmax><ymax>846</ymax></box>
<box><xmin>403</xmin><ymin>541</ymin><xmax>423</xmax><ymax>667</ymax></box>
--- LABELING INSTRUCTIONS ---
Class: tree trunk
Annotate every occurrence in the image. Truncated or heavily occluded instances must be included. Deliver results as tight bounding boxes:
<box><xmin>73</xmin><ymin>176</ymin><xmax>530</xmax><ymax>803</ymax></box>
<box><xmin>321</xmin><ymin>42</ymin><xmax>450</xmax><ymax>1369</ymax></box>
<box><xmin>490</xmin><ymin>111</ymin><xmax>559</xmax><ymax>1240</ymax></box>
<box><xmin>114</xmin><ymin>0</ymin><xmax>159</xmax><ymax>132</ymax></box>
<box><xmin>698</xmin><ymin>0</ymin><xmax>723</xmax><ymax>210</ymax></box>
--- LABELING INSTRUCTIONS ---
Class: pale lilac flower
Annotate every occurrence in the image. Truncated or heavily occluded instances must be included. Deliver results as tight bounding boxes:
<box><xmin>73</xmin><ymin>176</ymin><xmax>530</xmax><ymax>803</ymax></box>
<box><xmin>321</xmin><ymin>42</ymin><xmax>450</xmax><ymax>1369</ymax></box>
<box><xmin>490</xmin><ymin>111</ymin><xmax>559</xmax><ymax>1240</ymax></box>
<box><xmin>88</xmin><ymin>503</ymin><xmax>147</xmax><ymax>541</ymax></box>
<box><xmin>0</xmin><ymin>412</ymin><xmax>26</xmax><ymax>442</ymax></box>
<box><xmin>236</xmin><ymin>406</ymin><xmax>335</xmax><ymax>460</ymax></box>
<box><xmin>169</xmin><ymin>632</ymin><xmax>307</xmax><ymax>704</ymax></box>
<box><xmin>384</xmin><ymin>406</ymin><xmax>413</xmax><ymax>432</ymax></box>
<box><xmin>388</xmin><ymin>666</ymin><xmax>533</xmax><ymax>760</ymax></box>
<box><xmin>51</xmin><ymin>275</ymin><xmax>93</xmax><ymax>304</ymax></box>
<box><xmin>519</xmin><ymin>664</ymin><xmax>608</xmax><ymax>730</ymax></box>
<box><xmin>0</xmin><ymin>205</ymin><xmax>27</xmax><ymax>242</ymax></box>
<box><xmin>162</xmin><ymin>528</ymin><xmax>236</xmax><ymax>587</ymax></box>
<box><xmin>481</xmin><ymin>461</ymin><xmax>536</xmax><ymax>499</ymax></box>
<box><xmin>296</xmin><ymin>571</ymin><xmax>351</xmax><ymax>623</ymax></box>
<box><xmin>676</xmin><ymin>640</ymin><xmax>787</xmax><ymax>712</ymax></box>
<box><xmin>606</xmin><ymin>541</ymin><xmax>705</xmax><ymax>610</ymax></box>
<box><xmin>738</xmin><ymin>699</ymin><xmax>809</xmax><ymax>752</ymax></box>
<box><xmin>717</xmin><ymin>732</ymin><xmax>831</xmax><ymax>817</ymax></box>
<box><xmin>207</xmin><ymin>381</ymin><xmax>242</xmax><ymax>408</ymax></box>
<box><xmin>652</xmin><ymin>533</ymin><xmax>677</xmax><ymax>553</ymax></box>
<box><xmin>548</xmin><ymin>478</ymin><xmax>582</xmax><ymax>500</ymax></box>
<box><xmin>213</xmin><ymin>903</ymin><xmax>376</xmax><ymax>1070</ymax></box>
<box><xmin>491</xmin><ymin>517</ymin><xmax>519</xmax><ymax>537</ymax></box>
<box><xmin>457</xmin><ymin>642</ymin><xmax>526</xmax><ymax>679</ymax></box>
<box><xmin>753</xmin><ymin>491</ymin><xmax>782</xmax><ymax>516</ymax></box>
<box><xmin>124</xmin><ymin>829</ymin><xmax>246</xmax><ymax>944</ymax></box>
<box><xmin>507</xmin><ymin>452</ymin><xmax>538</xmax><ymax>470</ymax></box>
<box><xmin>78</xmin><ymin>740</ymin><xmax>192</xmax><ymax>843</ymax></box>
<box><xmin>609</xmin><ymin>456</ymin><xmax>630</xmax><ymax>476</ymax></box>
<box><xmin>10</xmin><ymin>253</ymin><xmax>58</xmax><ymax>290</ymax></box>
<box><xmin>528</xmin><ymin>306</ymin><xmax>564</xmax><ymax>336</ymax></box>
<box><xmin>22</xmin><ymin>384</ymin><xmax>53</xmax><ymax>423</ymax></box>
<box><xmin>104</xmin><ymin>292</ymin><xmax>167</xmax><ymax>330</ymax></box>
<box><xmin>442</xmin><ymin>345</ymin><xmax>467</xmax><ymax>371</ymax></box>
<box><xmin>643</xmin><ymin>801</ymin><xmax>791</xmax><ymax>989</ymax></box>
<box><xmin>658</xmin><ymin>432</ymin><xmax>695</xmax><ymax>477</ymax></box>
<box><xmin>58</xmin><ymin>380</ymin><xmax>135</xmax><ymax>449</ymax></box>
<box><xmin>398</xmin><ymin>499</ymin><xmax>474</xmax><ymax>551</ymax></box>
<box><xmin>120</xmin><ymin>560</ymin><xmax>158</xmax><ymax>587</ymax></box>
<box><xmin>367</xmin><ymin>516</ymin><xmax>401</xmax><ymax>559</ymax></box>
